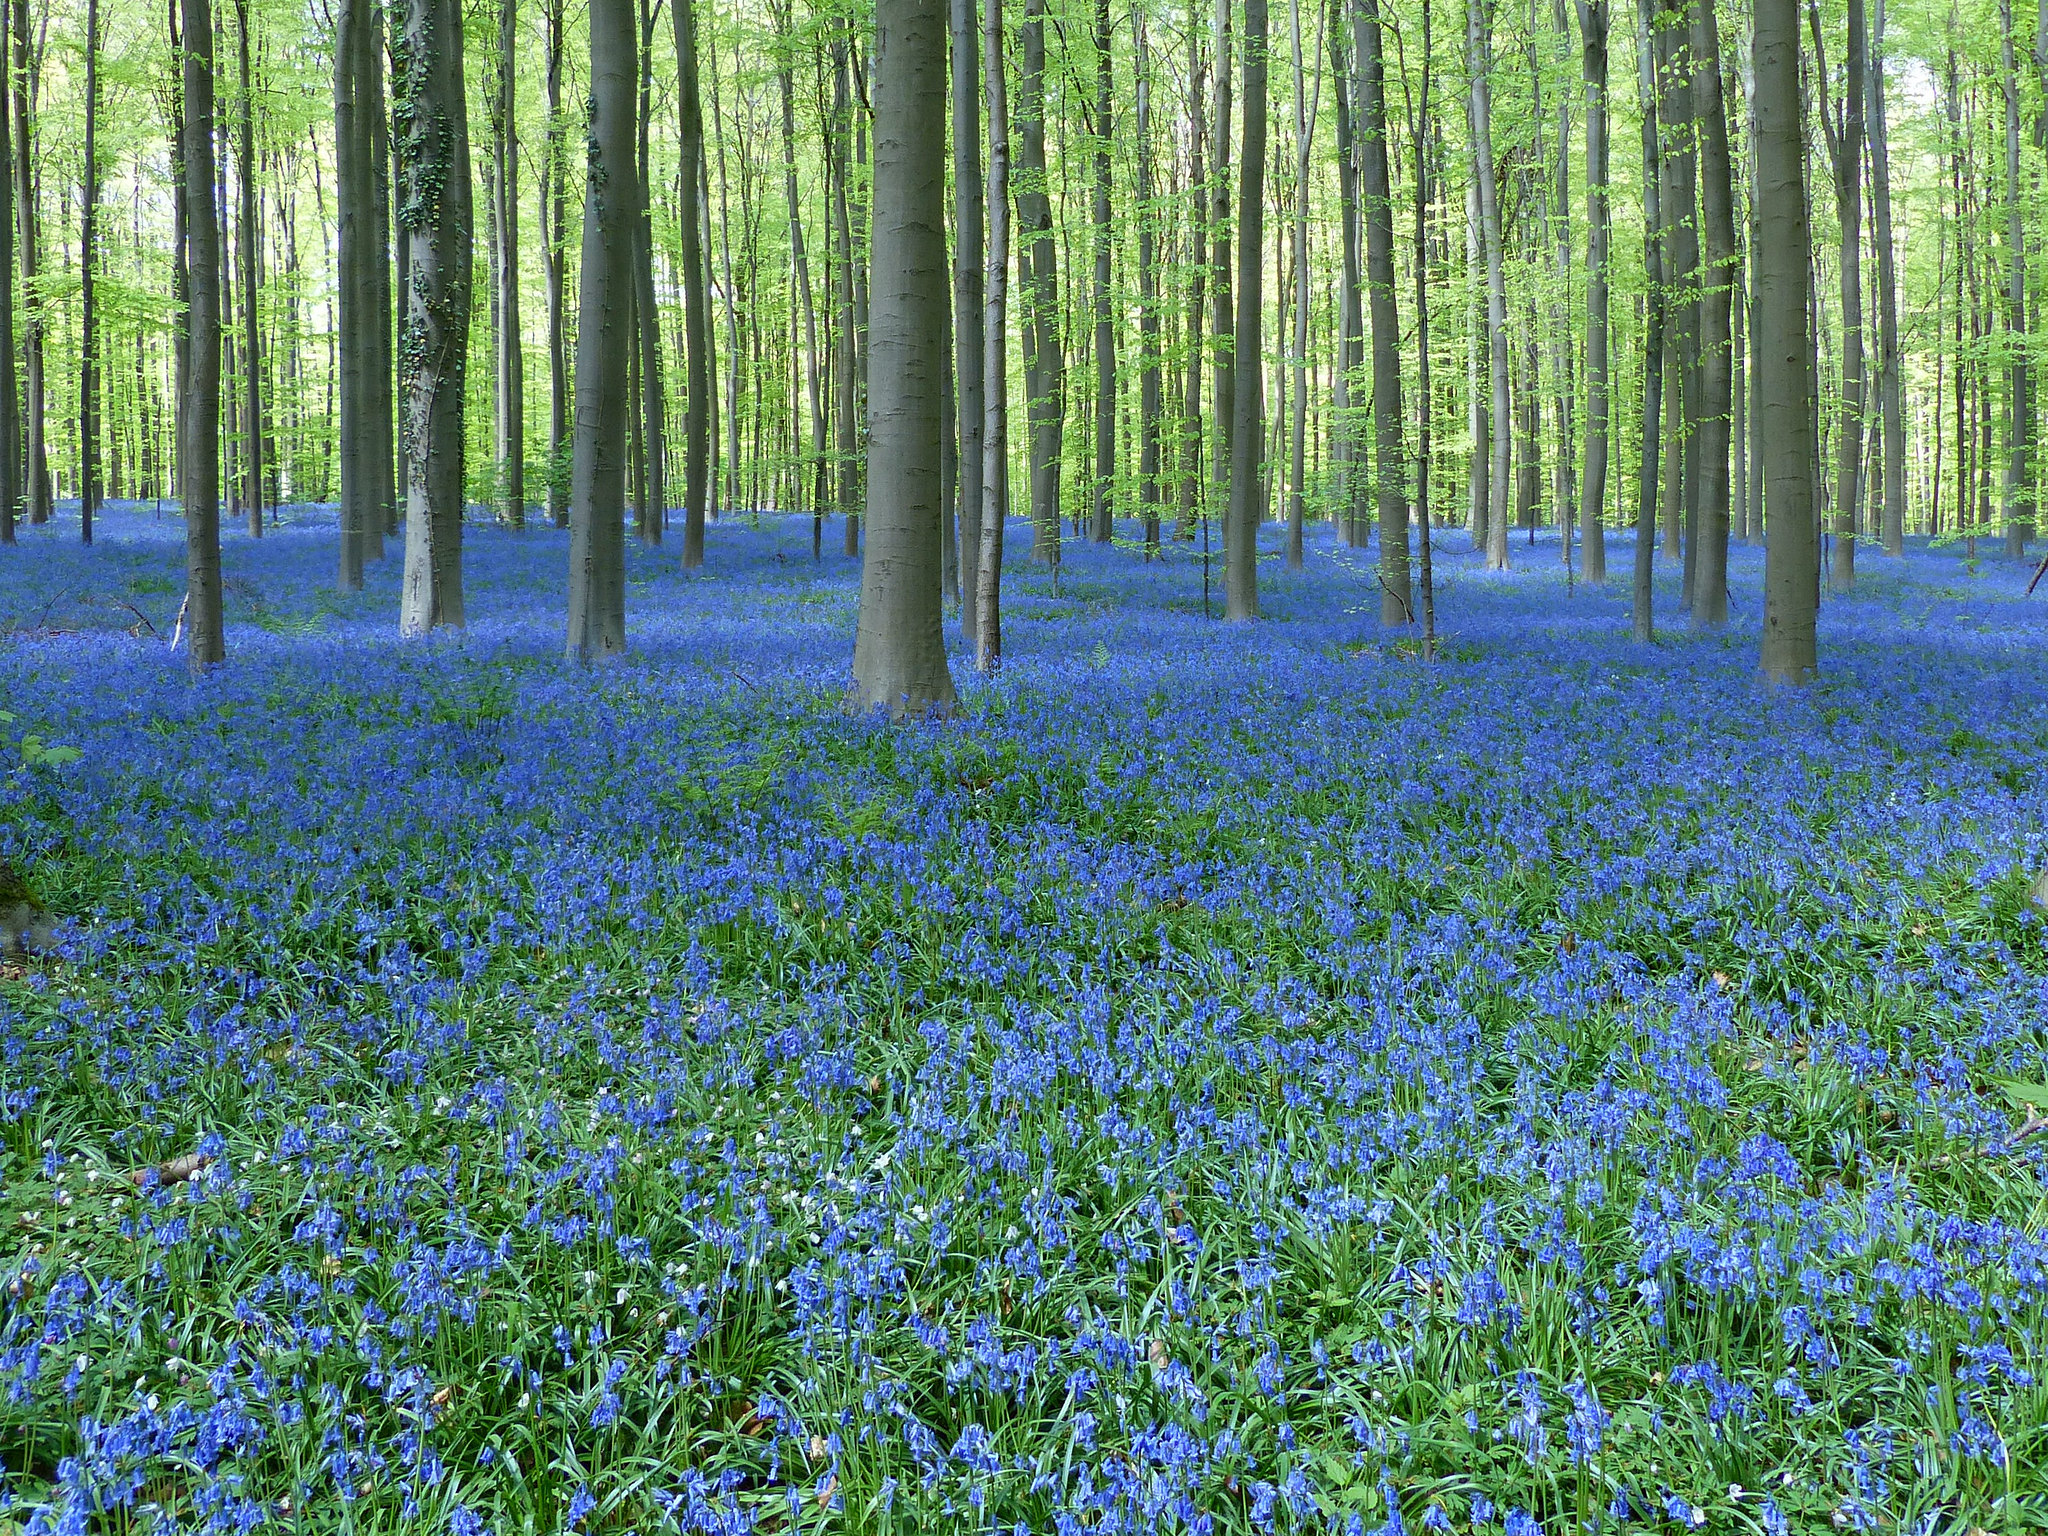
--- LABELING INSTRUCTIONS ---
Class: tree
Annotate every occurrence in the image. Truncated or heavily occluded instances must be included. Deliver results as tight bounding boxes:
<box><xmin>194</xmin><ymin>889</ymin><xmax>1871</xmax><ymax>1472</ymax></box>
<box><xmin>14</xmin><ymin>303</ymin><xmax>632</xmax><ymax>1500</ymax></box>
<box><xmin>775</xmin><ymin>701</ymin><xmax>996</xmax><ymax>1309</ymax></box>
<box><xmin>1575</xmin><ymin>0</ymin><xmax>1608</xmax><ymax>582</ymax></box>
<box><xmin>1631</xmin><ymin>0</ymin><xmax>1664</xmax><ymax>641</ymax></box>
<box><xmin>1757</xmin><ymin>0</ymin><xmax>1818</xmax><ymax>681</ymax></box>
<box><xmin>674</xmin><ymin>0</ymin><xmax>711</xmax><ymax>566</ymax></box>
<box><xmin>976</xmin><ymin>0</ymin><xmax>1010</xmax><ymax>672</ymax></box>
<box><xmin>1017</xmin><ymin>0</ymin><xmax>1062</xmax><ymax>565</ymax></box>
<box><xmin>0</xmin><ymin>0</ymin><xmax>14</xmax><ymax>545</ymax></box>
<box><xmin>1999</xmin><ymin>0</ymin><xmax>2030</xmax><ymax>556</ymax></box>
<box><xmin>232</xmin><ymin>0</ymin><xmax>261</xmax><ymax>537</ymax></box>
<box><xmin>1223</xmin><ymin>0</ymin><xmax>1266</xmax><ymax>620</ymax></box>
<box><xmin>1358</xmin><ymin>0</ymin><xmax>1407</xmax><ymax>622</ymax></box>
<box><xmin>1810</xmin><ymin>0</ymin><xmax>1863</xmax><ymax>592</ymax></box>
<box><xmin>1088</xmin><ymin>0</ymin><xmax>1114</xmax><ymax>544</ymax></box>
<box><xmin>1868</xmin><ymin>0</ymin><xmax>1902</xmax><ymax>555</ymax></box>
<box><xmin>13</xmin><ymin>0</ymin><xmax>45</xmax><ymax>527</ymax></box>
<box><xmin>1469</xmin><ymin>0</ymin><xmax>1509</xmax><ymax>571</ymax></box>
<box><xmin>79</xmin><ymin>0</ymin><xmax>99</xmax><ymax>545</ymax></box>
<box><xmin>1691</xmin><ymin>0</ymin><xmax>1735</xmax><ymax>624</ymax></box>
<box><xmin>951</xmin><ymin>0</ymin><xmax>984</xmax><ymax>636</ymax></box>
<box><xmin>494</xmin><ymin>0</ymin><xmax>524</xmax><ymax>528</ymax></box>
<box><xmin>565</xmin><ymin>0</ymin><xmax>636</xmax><ymax>659</ymax></box>
<box><xmin>1135</xmin><ymin>7</ymin><xmax>1162</xmax><ymax>557</ymax></box>
<box><xmin>335</xmin><ymin>0</ymin><xmax>374</xmax><ymax>587</ymax></box>
<box><xmin>181</xmin><ymin>0</ymin><xmax>225</xmax><ymax>668</ymax></box>
<box><xmin>394</xmin><ymin>0</ymin><xmax>472</xmax><ymax>634</ymax></box>
<box><xmin>543</xmin><ymin>0</ymin><xmax>568</xmax><ymax>528</ymax></box>
<box><xmin>849</xmin><ymin>0</ymin><xmax>955</xmax><ymax>717</ymax></box>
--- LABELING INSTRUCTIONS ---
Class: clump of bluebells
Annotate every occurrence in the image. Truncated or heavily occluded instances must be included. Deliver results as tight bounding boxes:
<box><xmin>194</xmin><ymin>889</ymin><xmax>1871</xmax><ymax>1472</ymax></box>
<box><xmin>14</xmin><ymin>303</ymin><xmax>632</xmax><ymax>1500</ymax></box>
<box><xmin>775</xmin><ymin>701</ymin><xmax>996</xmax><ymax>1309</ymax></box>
<box><xmin>2</xmin><ymin>502</ymin><xmax>2048</xmax><ymax>1534</ymax></box>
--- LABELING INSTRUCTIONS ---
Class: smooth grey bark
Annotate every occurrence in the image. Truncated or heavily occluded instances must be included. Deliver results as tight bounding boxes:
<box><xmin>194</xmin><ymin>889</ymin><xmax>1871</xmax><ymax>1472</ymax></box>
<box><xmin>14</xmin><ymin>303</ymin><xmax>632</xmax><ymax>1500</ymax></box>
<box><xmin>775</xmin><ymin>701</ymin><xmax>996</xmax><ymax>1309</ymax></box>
<box><xmin>830</xmin><ymin>34</ymin><xmax>859</xmax><ymax>550</ymax></box>
<box><xmin>976</xmin><ymin>0</ymin><xmax>1008</xmax><ymax>671</ymax></box>
<box><xmin>1223</xmin><ymin>0</ymin><xmax>1266</xmax><ymax>620</ymax></box>
<box><xmin>775</xmin><ymin>0</ymin><xmax>826</xmax><ymax>548</ymax></box>
<box><xmin>565</xmin><ymin>0</ymin><xmax>635</xmax><ymax>658</ymax></box>
<box><xmin>1469</xmin><ymin>0</ymin><xmax>1509</xmax><ymax>570</ymax></box>
<box><xmin>1691</xmin><ymin>0</ymin><xmax>1735</xmax><ymax>624</ymax></box>
<box><xmin>181</xmin><ymin>0</ymin><xmax>225</xmax><ymax>667</ymax></box>
<box><xmin>0</xmin><ymin>0</ymin><xmax>14</xmax><ymax>543</ymax></box>
<box><xmin>1657</xmin><ymin>0</ymin><xmax>1696</xmax><ymax>581</ymax></box>
<box><xmin>1359</xmin><ymin>0</ymin><xmax>1407</xmax><ymax>620</ymax></box>
<box><xmin>494</xmin><ymin>0</ymin><xmax>523</xmax><ymax>527</ymax></box>
<box><xmin>1179</xmin><ymin>31</ymin><xmax>1206</xmax><ymax>540</ymax></box>
<box><xmin>1286</xmin><ymin>0</ymin><xmax>1310</xmax><ymax>568</ymax></box>
<box><xmin>631</xmin><ymin>0</ymin><xmax>663</xmax><ymax>542</ymax></box>
<box><xmin>1209</xmin><ymin>0</ymin><xmax>1234</xmax><ymax>532</ymax></box>
<box><xmin>2000</xmin><ymin>0</ymin><xmax>2031</xmax><ymax>554</ymax></box>
<box><xmin>1631</xmin><ymin>0</ymin><xmax>1663</xmax><ymax>641</ymax></box>
<box><xmin>1466</xmin><ymin>178</ymin><xmax>1487</xmax><ymax>547</ymax></box>
<box><xmin>1810</xmin><ymin>0</ymin><xmax>1862</xmax><ymax>591</ymax></box>
<box><xmin>1089</xmin><ymin>0</ymin><xmax>1114</xmax><ymax>542</ymax></box>
<box><xmin>231</xmin><ymin>0</ymin><xmax>261</xmax><ymax>538</ymax></box>
<box><xmin>1328</xmin><ymin>0</ymin><xmax>1363</xmax><ymax>544</ymax></box>
<box><xmin>543</xmin><ymin>0</ymin><xmax>567</xmax><ymax>527</ymax></box>
<box><xmin>1135</xmin><ymin>7</ymin><xmax>1162</xmax><ymax>556</ymax></box>
<box><xmin>13</xmin><ymin>0</ymin><xmax>43</xmax><ymax>525</ymax></box>
<box><xmin>850</xmin><ymin>0</ymin><xmax>956</xmax><ymax>716</ymax></box>
<box><xmin>1867</xmin><ymin>0</ymin><xmax>1901</xmax><ymax>554</ymax></box>
<box><xmin>79</xmin><ymin>0</ymin><xmax>98</xmax><ymax>544</ymax></box>
<box><xmin>1575</xmin><ymin>0</ymin><xmax>1608</xmax><ymax>580</ymax></box>
<box><xmin>1410</xmin><ymin>0</ymin><xmax>1437</xmax><ymax>650</ymax></box>
<box><xmin>394</xmin><ymin>0</ymin><xmax>471</xmax><ymax>635</ymax></box>
<box><xmin>1757</xmin><ymin>0</ymin><xmax>1818</xmax><ymax>681</ymax></box>
<box><xmin>1017</xmin><ymin>0</ymin><xmax>1062</xmax><ymax>565</ymax></box>
<box><xmin>674</xmin><ymin>0</ymin><xmax>710</xmax><ymax>566</ymax></box>
<box><xmin>335</xmin><ymin>0</ymin><xmax>374</xmax><ymax>584</ymax></box>
<box><xmin>951</xmin><ymin>0</ymin><xmax>984</xmax><ymax>634</ymax></box>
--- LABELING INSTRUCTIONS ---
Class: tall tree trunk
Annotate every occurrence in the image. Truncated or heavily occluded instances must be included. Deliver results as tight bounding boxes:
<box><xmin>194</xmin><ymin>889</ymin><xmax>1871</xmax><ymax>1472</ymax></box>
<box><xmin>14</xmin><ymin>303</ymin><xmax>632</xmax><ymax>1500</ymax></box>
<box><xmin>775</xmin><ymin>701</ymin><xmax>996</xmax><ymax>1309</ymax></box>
<box><xmin>976</xmin><ymin>0</ymin><xmax>1009</xmax><ymax>670</ymax></box>
<box><xmin>1089</xmin><ymin>0</ymin><xmax>1114</xmax><ymax>542</ymax></box>
<box><xmin>543</xmin><ymin>0</ymin><xmax>567</xmax><ymax>526</ymax></box>
<box><xmin>632</xmin><ymin>0</ymin><xmax>664</xmax><ymax>541</ymax></box>
<box><xmin>13</xmin><ymin>0</ymin><xmax>43</xmax><ymax>525</ymax></box>
<box><xmin>951</xmin><ymin>0</ymin><xmax>984</xmax><ymax>634</ymax></box>
<box><xmin>566</xmin><ymin>0</ymin><xmax>634</xmax><ymax>658</ymax></box>
<box><xmin>1224</xmin><ymin>0</ymin><xmax>1266</xmax><ymax>619</ymax></box>
<box><xmin>1329</xmin><ymin>0</ymin><xmax>1363</xmax><ymax>545</ymax></box>
<box><xmin>1810</xmin><ymin>0</ymin><xmax>1863</xmax><ymax>590</ymax></box>
<box><xmin>1657</xmin><ymin>0</ymin><xmax>1696</xmax><ymax>579</ymax></box>
<box><xmin>2000</xmin><ymin>0</ymin><xmax>2031</xmax><ymax>555</ymax></box>
<box><xmin>368</xmin><ymin>3</ymin><xmax>397</xmax><ymax>543</ymax></box>
<box><xmin>1470</xmin><ymin>0</ymin><xmax>1509</xmax><ymax>569</ymax></box>
<box><xmin>1631</xmin><ymin>0</ymin><xmax>1663</xmax><ymax>639</ymax></box>
<box><xmin>674</xmin><ymin>0</ymin><xmax>710</xmax><ymax>565</ymax></box>
<box><xmin>1209</xmin><ymin>0</ymin><xmax>1234</xmax><ymax>536</ymax></box>
<box><xmin>830</xmin><ymin>34</ymin><xmax>859</xmax><ymax>552</ymax></box>
<box><xmin>775</xmin><ymin>0</ymin><xmax>826</xmax><ymax>553</ymax></box>
<box><xmin>1757</xmin><ymin>0</ymin><xmax>1818</xmax><ymax>681</ymax></box>
<box><xmin>0</xmin><ymin>0</ymin><xmax>15</xmax><ymax>545</ymax></box>
<box><xmin>79</xmin><ymin>0</ymin><xmax>98</xmax><ymax>544</ymax></box>
<box><xmin>850</xmin><ymin>0</ymin><xmax>955</xmax><ymax>716</ymax></box>
<box><xmin>1466</xmin><ymin>178</ymin><xmax>1487</xmax><ymax>547</ymax></box>
<box><xmin>1017</xmin><ymin>0</ymin><xmax>1062</xmax><ymax>566</ymax></box>
<box><xmin>1691</xmin><ymin>0</ymin><xmax>1735</xmax><ymax>624</ymax></box>
<box><xmin>335</xmin><ymin>0</ymin><xmax>374</xmax><ymax>585</ymax></box>
<box><xmin>233</xmin><ymin>0</ymin><xmax>261</xmax><ymax>537</ymax></box>
<box><xmin>495</xmin><ymin>0</ymin><xmax>523</xmax><ymax>527</ymax></box>
<box><xmin>707</xmin><ymin>14</ymin><xmax>742</xmax><ymax>521</ymax></box>
<box><xmin>1286</xmin><ymin>0</ymin><xmax>1309</xmax><ymax>569</ymax></box>
<box><xmin>1180</xmin><ymin>31</ymin><xmax>1206</xmax><ymax>542</ymax></box>
<box><xmin>1135</xmin><ymin>7</ymin><xmax>1161</xmax><ymax>557</ymax></box>
<box><xmin>1867</xmin><ymin>0</ymin><xmax>1900</xmax><ymax>553</ymax></box>
<box><xmin>395</xmin><ymin>0</ymin><xmax>472</xmax><ymax>634</ymax></box>
<box><xmin>182</xmin><ymin>0</ymin><xmax>225</xmax><ymax>666</ymax></box>
<box><xmin>1359</xmin><ymin>0</ymin><xmax>1407</xmax><ymax>619</ymax></box>
<box><xmin>1575</xmin><ymin>0</ymin><xmax>1608</xmax><ymax>580</ymax></box>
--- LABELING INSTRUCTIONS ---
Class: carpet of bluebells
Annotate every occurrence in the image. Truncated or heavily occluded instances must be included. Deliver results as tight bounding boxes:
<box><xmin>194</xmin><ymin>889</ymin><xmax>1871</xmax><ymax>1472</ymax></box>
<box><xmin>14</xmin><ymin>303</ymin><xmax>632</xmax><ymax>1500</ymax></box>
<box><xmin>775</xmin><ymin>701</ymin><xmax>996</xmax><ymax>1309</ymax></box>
<box><xmin>3</xmin><ymin>501</ymin><xmax>2048</xmax><ymax>1536</ymax></box>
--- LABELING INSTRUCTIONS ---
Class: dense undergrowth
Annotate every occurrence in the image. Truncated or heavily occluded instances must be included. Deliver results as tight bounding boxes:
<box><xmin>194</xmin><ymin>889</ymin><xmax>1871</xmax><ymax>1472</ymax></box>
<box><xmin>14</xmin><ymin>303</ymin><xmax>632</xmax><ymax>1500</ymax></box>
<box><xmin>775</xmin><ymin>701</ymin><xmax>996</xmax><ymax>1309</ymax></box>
<box><xmin>3</xmin><ymin>504</ymin><xmax>2048</xmax><ymax>1534</ymax></box>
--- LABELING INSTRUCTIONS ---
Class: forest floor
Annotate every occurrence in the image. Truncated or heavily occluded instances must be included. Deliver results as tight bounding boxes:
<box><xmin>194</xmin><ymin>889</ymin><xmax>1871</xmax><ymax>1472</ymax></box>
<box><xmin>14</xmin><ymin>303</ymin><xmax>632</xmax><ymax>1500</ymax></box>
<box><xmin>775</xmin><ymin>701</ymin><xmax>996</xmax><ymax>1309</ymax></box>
<box><xmin>3</xmin><ymin>503</ymin><xmax>2048</xmax><ymax>1534</ymax></box>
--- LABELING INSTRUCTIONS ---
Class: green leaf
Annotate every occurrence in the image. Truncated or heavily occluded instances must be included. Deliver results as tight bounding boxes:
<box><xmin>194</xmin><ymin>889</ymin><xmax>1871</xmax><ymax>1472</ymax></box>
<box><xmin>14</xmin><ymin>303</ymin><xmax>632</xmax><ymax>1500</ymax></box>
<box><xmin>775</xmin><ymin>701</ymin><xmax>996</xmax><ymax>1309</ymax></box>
<box><xmin>1994</xmin><ymin>1079</ymin><xmax>2048</xmax><ymax>1112</ymax></box>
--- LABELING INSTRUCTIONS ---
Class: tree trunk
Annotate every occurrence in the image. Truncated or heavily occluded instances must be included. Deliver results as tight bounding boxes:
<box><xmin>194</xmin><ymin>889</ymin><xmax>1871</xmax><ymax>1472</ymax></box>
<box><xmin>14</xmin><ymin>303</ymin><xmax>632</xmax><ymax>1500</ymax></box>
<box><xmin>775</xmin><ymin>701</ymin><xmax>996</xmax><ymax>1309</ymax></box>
<box><xmin>1224</xmin><ymin>0</ymin><xmax>1266</xmax><ymax>620</ymax></box>
<box><xmin>850</xmin><ymin>0</ymin><xmax>955</xmax><ymax>716</ymax></box>
<box><xmin>951</xmin><ymin>0</ymin><xmax>984</xmax><ymax>634</ymax></box>
<box><xmin>233</xmin><ymin>0</ymin><xmax>261</xmax><ymax>537</ymax></box>
<box><xmin>79</xmin><ymin>0</ymin><xmax>98</xmax><ymax>544</ymax></box>
<box><xmin>976</xmin><ymin>0</ymin><xmax>1009</xmax><ymax>671</ymax></box>
<box><xmin>775</xmin><ymin>0</ymin><xmax>826</xmax><ymax>551</ymax></box>
<box><xmin>1575</xmin><ymin>0</ymin><xmax>1608</xmax><ymax>580</ymax></box>
<box><xmin>566</xmin><ymin>0</ymin><xmax>634</xmax><ymax>658</ymax></box>
<box><xmin>1286</xmin><ymin>0</ymin><xmax>1309</xmax><ymax>569</ymax></box>
<box><xmin>1631</xmin><ymin>0</ymin><xmax>1663</xmax><ymax>640</ymax></box>
<box><xmin>1812</xmin><ymin>0</ymin><xmax>1863</xmax><ymax>590</ymax></box>
<box><xmin>1691</xmin><ymin>0</ymin><xmax>1734</xmax><ymax>624</ymax></box>
<box><xmin>2000</xmin><ymin>0</ymin><xmax>2031</xmax><ymax>555</ymax></box>
<box><xmin>1136</xmin><ymin>8</ymin><xmax>1162</xmax><ymax>557</ymax></box>
<box><xmin>13</xmin><ymin>0</ymin><xmax>43</xmax><ymax>526</ymax></box>
<box><xmin>1209</xmin><ymin>0</ymin><xmax>1234</xmax><ymax>536</ymax></box>
<box><xmin>0</xmin><ymin>0</ymin><xmax>15</xmax><ymax>545</ymax></box>
<box><xmin>335</xmin><ymin>0</ymin><xmax>375</xmax><ymax>585</ymax></box>
<box><xmin>1329</xmin><ymin>0</ymin><xmax>1363</xmax><ymax>545</ymax></box>
<box><xmin>1866</xmin><ymin>0</ymin><xmax>1900</xmax><ymax>553</ymax></box>
<box><xmin>544</xmin><ymin>0</ymin><xmax>567</xmax><ymax>527</ymax></box>
<box><xmin>495</xmin><ymin>0</ymin><xmax>523</xmax><ymax>527</ymax></box>
<box><xmin>1656</xmin><ymin>0</ymin><xmax>1696</xmax><ymax>582</ymax></box>
<box><xmin>182</xmin><ymin>0</ymin><xmax>225</xmax><ymax>666</ymax></box>
<box><xmin>1757</xmin><ymin>0</ymin><xmax>1818</xmax><ymax>681</ymax></box>
<box><xmin>1088</xmin><ymin>0</ymin><xmax>1114</xmax><ymax>543</ymax></box>
<box><xmin>1017</xmin><ymin>0</ymin><xmax>1062</xmax><ymax>566</ymax></box>
<box><xmin>368</xmin><ymin>3</ymin><xmax>397</xmax><ymax>544</ymax></box>
<box><xmin>1470</xmin><ymin>0</ymin><xmax>1509</xmax><ymax>569</ymax></box>
<box><xmin>673</xmin><ymin>0</ymin><xmax>710</xmax><ymax>565</ymax></box>
<box><xmin>830</xmin><ymin>34</ymin><xmax>859</xmax><ymax>552</ymax></box>
<box><xmin>632</xmin><ymin>0</ymin><xmax>664</xmax><ymax>542</ymax></box>
<box><xmin>1359</xmin><ymin>0</ymin><xmax>1407</xmax><ymax>619</ymax></box>
<box><xmin>1180</xmin><ymin>29</ymin><xmax>1206</xmax><ymax>542</ymax></box>
<box><xmin>395</xmin><ymin>0</ymin><xmax>472</xmax><ymax>634</ymax></box>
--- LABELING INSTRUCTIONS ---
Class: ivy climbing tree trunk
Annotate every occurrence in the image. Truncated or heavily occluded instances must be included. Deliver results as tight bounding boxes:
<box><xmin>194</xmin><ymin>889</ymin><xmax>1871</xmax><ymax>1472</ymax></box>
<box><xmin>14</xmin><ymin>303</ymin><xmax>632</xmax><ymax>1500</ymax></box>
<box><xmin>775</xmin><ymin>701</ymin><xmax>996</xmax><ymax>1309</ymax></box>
<box><xmin>565</xmin><ymin>0</ymin><xmax>635</xmax><ymax>658</ymax></box>
<box><xmin>849</xmin><ymin>0</ymin><xmax>955</xmax><ymax>717</ymax></box>
<box><xmin>394</xmin><ymin>0</ymin><xmax>472</xmax><ymax>634</ymax></box>
<box><xmin>181</xmin><ymin>0</ymin><xmax>225</xmax><ymax>667</ymax></box>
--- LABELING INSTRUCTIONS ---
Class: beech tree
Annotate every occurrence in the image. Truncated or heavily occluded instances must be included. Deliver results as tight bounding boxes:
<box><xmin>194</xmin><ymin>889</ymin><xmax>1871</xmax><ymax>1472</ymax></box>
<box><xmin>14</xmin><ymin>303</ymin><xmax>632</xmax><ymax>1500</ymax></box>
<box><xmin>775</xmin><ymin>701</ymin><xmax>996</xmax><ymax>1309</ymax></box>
<box><xmin>181</xmin><ymin>0</ymin><xmax>225</xmax><ymax>668</ymax></box>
